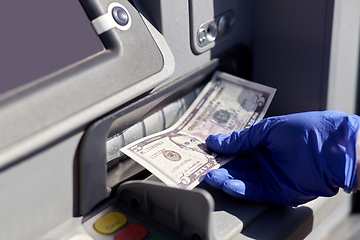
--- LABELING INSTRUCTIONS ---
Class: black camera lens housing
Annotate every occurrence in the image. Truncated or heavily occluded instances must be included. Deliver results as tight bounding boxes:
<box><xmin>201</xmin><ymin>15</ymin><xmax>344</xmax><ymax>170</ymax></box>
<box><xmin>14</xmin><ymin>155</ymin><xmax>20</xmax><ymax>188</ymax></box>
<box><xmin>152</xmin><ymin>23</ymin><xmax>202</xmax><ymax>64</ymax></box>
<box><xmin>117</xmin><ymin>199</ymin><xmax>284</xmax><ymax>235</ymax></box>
<box><xmin>112</xmin><ymin>6</ymin><xmax>129</xmax><ymax>26</ymax></box>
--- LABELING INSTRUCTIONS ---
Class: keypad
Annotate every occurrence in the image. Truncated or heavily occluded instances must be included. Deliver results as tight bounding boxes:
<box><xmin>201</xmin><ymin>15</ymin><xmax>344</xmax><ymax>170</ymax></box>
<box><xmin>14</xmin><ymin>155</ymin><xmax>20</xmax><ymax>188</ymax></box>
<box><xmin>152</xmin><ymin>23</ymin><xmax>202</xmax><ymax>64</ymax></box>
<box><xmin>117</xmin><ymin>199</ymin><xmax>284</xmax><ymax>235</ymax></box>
<box><xmin>91</xmin><ymin>211</ymin><xmax>165</xmax><ymax>240</ymax></box>
<box><xmin>94</xmin><ymin>212</ymin><xmax>127</xmax><ymax>235</ymax></box>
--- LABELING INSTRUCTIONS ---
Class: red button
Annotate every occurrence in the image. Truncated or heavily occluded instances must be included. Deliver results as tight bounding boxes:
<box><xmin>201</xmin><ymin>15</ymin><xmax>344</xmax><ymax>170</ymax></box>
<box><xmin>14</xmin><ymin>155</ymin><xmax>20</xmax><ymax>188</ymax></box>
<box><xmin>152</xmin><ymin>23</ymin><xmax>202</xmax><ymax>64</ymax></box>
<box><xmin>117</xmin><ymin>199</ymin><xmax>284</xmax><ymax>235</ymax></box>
<box><xmin>115</xmin><ymin>224</ymin><xmax>148</xmax><ymax>240</ymax></box>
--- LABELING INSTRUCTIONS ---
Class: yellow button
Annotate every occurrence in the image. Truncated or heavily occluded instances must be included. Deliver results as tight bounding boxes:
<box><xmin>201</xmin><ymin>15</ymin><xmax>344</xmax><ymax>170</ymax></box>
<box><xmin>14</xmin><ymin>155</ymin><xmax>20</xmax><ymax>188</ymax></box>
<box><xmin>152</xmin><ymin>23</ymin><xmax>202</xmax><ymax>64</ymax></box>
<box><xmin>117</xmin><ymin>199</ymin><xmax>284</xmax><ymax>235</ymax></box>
<box><xmin>94</xmin><ymin>212</ymin><xmax>127</xmax><ymax>234</ymax></box>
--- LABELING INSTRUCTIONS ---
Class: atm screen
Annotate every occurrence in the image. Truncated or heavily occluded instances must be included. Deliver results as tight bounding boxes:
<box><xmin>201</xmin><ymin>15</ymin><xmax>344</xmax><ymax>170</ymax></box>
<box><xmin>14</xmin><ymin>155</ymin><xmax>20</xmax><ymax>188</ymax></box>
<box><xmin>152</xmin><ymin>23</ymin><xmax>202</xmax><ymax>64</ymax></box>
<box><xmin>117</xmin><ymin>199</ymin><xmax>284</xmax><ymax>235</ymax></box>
<box><xmin>0</xmin><ymin>0</ymin><xmax>104</xmax><ymax>97</ymax></box>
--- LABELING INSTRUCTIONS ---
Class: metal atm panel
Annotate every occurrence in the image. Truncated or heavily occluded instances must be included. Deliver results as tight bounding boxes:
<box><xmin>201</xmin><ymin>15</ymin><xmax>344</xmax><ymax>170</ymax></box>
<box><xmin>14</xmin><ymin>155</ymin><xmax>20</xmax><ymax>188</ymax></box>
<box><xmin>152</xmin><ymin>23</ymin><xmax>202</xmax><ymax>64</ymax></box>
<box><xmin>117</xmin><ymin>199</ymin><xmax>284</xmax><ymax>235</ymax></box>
<box><xmin>0</xmin><ymin>0</ymin><xmax>359</xmax><ymax>240</ymax></box>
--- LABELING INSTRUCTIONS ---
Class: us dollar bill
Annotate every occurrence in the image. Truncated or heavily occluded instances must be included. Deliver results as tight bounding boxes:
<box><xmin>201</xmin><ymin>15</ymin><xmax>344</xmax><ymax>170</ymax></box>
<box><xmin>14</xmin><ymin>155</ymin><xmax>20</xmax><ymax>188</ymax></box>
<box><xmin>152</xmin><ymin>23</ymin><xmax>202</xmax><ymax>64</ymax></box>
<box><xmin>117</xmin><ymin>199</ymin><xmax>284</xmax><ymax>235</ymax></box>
<box><xmin>121</xmin><ymin>71</ymin><xmax>276</xmax><ymax>189</ymax></box>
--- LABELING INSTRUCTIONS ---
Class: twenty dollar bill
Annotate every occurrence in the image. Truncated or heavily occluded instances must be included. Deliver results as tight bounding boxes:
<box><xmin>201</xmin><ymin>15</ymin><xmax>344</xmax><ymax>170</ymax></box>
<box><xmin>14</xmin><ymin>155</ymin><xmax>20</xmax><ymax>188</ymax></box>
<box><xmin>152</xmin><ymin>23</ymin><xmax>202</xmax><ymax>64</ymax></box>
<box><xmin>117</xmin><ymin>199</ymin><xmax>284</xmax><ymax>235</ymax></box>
<box><xmin>121</xmin><ymin>71</ymin><xmax>276</xmax><ymax>189</ymax></box>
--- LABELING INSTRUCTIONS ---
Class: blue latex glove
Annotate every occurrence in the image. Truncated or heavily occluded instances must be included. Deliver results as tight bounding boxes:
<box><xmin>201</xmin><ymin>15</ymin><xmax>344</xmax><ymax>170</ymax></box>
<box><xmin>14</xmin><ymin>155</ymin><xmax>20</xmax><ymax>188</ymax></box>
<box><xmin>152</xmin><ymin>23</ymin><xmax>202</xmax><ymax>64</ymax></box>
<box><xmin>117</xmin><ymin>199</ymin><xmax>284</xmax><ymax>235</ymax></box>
<box><xmin>205</xmin><ymin>111</ymin><xmax>360</xmax><ymax>206</ymax></box>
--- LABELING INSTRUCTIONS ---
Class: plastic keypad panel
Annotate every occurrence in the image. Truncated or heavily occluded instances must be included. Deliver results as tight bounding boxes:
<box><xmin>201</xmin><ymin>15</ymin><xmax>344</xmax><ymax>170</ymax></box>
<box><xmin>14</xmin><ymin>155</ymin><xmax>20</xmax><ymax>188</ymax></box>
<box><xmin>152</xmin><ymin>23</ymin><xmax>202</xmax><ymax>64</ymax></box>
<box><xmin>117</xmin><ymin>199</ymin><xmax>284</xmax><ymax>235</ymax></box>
<box><xmin>80</xmin><ymin>204</ymin><xmax>186</xmax><ymax>240</ymax></box>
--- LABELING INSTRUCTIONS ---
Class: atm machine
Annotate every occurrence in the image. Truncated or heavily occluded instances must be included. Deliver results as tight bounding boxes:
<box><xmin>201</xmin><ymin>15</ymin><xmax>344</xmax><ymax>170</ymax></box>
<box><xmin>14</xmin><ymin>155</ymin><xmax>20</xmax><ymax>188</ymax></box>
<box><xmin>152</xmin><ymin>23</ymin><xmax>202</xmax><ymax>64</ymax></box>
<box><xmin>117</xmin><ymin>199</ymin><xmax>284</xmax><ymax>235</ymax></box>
<box><xmin>0</xmin><ymin>1</ymin><xmax>359</xmax><ymax>240</ymax></box>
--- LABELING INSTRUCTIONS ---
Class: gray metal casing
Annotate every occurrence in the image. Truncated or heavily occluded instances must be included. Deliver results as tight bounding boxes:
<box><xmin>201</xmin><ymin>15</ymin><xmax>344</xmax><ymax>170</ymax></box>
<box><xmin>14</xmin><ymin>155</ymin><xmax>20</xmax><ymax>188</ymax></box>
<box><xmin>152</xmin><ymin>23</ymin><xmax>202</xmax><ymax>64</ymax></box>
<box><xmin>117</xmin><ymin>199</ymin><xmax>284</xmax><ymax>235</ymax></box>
<box><xmin>0</xmin><ymin>1</ymin><xmax>359</xmax><ymax>240</ymax></box>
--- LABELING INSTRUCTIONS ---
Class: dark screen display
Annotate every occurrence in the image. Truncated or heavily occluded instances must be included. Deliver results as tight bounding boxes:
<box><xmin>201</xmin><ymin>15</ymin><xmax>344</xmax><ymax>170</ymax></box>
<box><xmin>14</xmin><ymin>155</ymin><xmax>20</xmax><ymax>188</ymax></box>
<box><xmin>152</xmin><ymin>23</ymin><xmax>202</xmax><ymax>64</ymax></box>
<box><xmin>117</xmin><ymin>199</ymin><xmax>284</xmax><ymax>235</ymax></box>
<box><xmin>0</xmin><ymin>0</ymin><xmax>104</xmax><ymax>96</ymax></box>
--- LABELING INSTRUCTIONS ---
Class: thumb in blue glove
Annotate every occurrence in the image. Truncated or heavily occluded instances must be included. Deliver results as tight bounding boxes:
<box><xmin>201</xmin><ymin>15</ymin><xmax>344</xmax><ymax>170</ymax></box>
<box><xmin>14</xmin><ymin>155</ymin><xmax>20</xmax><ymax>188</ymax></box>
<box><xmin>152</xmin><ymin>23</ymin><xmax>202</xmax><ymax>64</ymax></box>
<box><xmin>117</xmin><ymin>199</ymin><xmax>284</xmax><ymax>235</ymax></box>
<box><xmin>205</xmin><ymin>111</ymin><xmax>360</xmax><ymax>206</ymax></box>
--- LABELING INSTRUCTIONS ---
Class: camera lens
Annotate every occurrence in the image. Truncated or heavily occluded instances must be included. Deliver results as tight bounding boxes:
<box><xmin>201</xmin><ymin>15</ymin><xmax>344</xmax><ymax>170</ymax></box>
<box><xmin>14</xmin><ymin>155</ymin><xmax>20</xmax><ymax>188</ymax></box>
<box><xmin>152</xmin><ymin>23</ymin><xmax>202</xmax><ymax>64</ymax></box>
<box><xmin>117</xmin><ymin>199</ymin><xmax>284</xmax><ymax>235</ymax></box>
<box><xmin>218</xmin><ymin>15</ymin><xmax>229</xmax><ymax>36</ymax></box>
<box><xmin>112</xmin><ymin>6</ymin><xmax>129</xmax><ymax>26</ymax></box>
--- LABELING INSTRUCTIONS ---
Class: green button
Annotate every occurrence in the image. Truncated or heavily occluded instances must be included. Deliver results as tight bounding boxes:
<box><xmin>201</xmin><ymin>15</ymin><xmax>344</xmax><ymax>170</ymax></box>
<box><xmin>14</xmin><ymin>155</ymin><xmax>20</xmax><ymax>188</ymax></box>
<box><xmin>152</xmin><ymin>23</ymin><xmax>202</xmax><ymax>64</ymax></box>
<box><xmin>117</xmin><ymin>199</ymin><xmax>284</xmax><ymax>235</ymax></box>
<box><xmin>148</xmin><ymin>237</ymin><xmax>166</xmax><ymax>240</ymax></box>
<box><xmin>94</xmin><ymin>212</ymin><xmax>127</xmax><ymax>234</ymax></box>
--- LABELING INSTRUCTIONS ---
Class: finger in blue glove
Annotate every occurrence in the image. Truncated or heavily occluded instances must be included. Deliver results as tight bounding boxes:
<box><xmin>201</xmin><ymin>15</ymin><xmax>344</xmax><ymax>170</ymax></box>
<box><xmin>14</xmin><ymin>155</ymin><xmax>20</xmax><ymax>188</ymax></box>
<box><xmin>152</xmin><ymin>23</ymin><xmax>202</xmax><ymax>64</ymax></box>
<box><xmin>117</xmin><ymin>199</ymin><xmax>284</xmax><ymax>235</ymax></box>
<box><xmin>205</xmin><ymin>168</ymin><xmax>273</xmax><ymax>203</ymax></box>
<box><xmin>205</xmin><ymin>111</ymin><xmax>360</xmax><ymax>206</ymax></box>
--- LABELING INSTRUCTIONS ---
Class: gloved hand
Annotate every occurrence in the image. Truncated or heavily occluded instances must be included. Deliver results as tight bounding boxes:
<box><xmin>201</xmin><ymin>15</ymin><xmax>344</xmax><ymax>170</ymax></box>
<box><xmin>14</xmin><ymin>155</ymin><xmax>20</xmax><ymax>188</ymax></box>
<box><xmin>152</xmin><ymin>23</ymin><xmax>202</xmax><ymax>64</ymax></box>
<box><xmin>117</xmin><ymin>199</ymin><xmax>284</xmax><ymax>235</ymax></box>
<box><xmin>205</xmin><ymin>111</ymin><xmax>360</xmax><ymax>206</ymax></box>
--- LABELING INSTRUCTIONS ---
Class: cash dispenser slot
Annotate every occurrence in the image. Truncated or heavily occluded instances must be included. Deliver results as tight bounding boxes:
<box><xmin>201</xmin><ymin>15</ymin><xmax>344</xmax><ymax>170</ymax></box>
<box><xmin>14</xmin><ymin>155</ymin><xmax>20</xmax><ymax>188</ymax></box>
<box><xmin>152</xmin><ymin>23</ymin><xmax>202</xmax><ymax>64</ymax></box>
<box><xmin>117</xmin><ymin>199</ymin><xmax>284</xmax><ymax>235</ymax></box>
<box><xmin>77</xmin><ymin>63</ymin><xmax>247</xmax><ymax>240</ymax></box>
<box><xmin>105</xmin><ymin>83</ymin><xmax>203</xmax><ymax>188</ymax></box>
<box><xmin>76</xmin><ymin>61</ymin><xmax>218</xmax><ymax>216</ymax></box>
<box><xmin>76</xmin><ymin>65</ymin><xmax>281</xmax><ymax>240</ymax></box>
